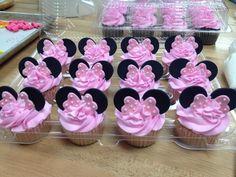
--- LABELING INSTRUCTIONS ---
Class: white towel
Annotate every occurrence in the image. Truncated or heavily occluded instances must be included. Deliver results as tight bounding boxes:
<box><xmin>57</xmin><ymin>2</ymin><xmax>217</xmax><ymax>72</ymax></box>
<box><xmin>224</xmin><ymin>53</ymin><xmax>236</xmax><ymax>88</ymax></box>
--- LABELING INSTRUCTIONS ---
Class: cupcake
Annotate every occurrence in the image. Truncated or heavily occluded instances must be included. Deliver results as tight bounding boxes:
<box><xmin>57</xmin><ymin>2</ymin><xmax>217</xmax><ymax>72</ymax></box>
<box><xmin>114</xmin><ymin>88</ymin><xmax>170</xmax><ymax>147</ymax></box>
<box><xmin>175</xmin><ymin>86</ymin><xmax>236</xmax><ymax>147</ymax></box>
<box><xmin>69</xmin><ymin>59</ymin><xmax>114</xmax><ymax>93</ymax></box>
<box><xmin>117</xmin><ymin>59</ymin><xmax>163</xmax><ymax>96</ymax></box>
<box><xmin>37</xmin><ymin>38</ymin><xmax>77</xmax><ymax>73</ymax></box>
<box><xmin>121</xmin><ymin>37</ymin><xmax>159</xmax><ymax>66</ymax></box>
<box><xmin>101</xmin><ymin>1</ymin><xmax>128</xmax><ymax>38</ymax></box>
<box><xmin>162</xmin><ymin>35</ymin><xmax>203</xmax><ymax>74</ymax></box>
<box><xmin>56</xmin><ymin>87</ymin><xmax>108</xmax><ymax>146</ymax></box>
<box><xmin>131</xmin><ymin>3</ymin><xmax>157</xmax><ymax>37</ymax></box>
<box><xmin>0</xmin><ymin>86</ymin><xmax>52</xmax><ymax>144</ymax></box>
<box><xmin>78</xmin><ymin>37</ymin><xmax>117</xmax><ymax>65</ymax></box>
<box><xmin>162</xmin><ymin>5</ymin><xmax>188</xmax><ymax>37</ymax></box>
<box><xmin>189</xmin><ymin>4</ymin><xmax>221</xmax><ymax>45</ymax></box>
<box><xmin>19</xmin><ymin>57</ymin><xmax>63</xmax><ymax>104</ymax></box>
<box><xmin>168</xmin><ymin>59</ymin><xmax>218</xmax><ymax>104</ymax></box>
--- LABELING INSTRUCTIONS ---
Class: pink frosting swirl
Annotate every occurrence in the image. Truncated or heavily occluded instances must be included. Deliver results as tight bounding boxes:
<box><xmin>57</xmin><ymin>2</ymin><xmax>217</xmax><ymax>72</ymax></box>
<box><xmin>22</xmin><ymin>61</ymin><xmax>62</xmax><ymax>92</ymax></box>
<box><xmin>81</xmin><ymin>39</ymin><xmax>113</xmax><ymax>64</ymax></box>
<box><xmin>169</xmin><ymin>62</ymin><xmax>212</xmax><ymax>93</ymax></box>
<box><xmin>72</xmin><ymin>62</ymin><xmax>110</xmax><ymax>93</ymax></box>
<box><xmin>120</xmin><ymin>64</ymin><xmax>160</xmax><ymax>95</ymax></box>
<box><xmin>131</xmin><ymin>5</ymin><xmax>157</xmax><ymax>28</ymax></box>
<box><xmin>163</xmin><ymin>15</ymin><xmax>188</xmax><ymax>30</ymax></box>
<box><xmin>40</xmin><ymin>39</ymin><xmax>73</xmax><ymax>66</ymax></box>
<box><xmin>102</xmin><ymin>7</ymin><xmax>126</xmax><ymax>27</ymax></box>
<box><xmin>0</xmin><ymin>91</ymin><xmax>51</xmax><ymax>133</ymax></box>
<box><xmin>58</xmin><ymin>93</ymin><xmax>104</xmax><ymax>133</ymax></box>
<box><xmin>190</xmin><ymin>6</ymin><xmax>221</xmax><ymax>29</ymax></box>
<box><xmin>162</xmin><ymin>36</ymin><xmax>198</xmax><ymax>66</ymax></box>
<box><xmin>121</xmin><ymin>38</ymin><xmax>156</xmax><ymax>66</ymax></box>
<box><xmin>115</xmin><ymin>96</ymin><xmax>165</xmax><ymax>136</ymax></box>
<box><xmin>162</xmin><ymin>6</ymin><xmax>187</xmax><ymax>29</ymax></box>
<box><xmin>177</xmin><ymin>94</ymin><xmax>230</xmax><ymax>136</ymax></box>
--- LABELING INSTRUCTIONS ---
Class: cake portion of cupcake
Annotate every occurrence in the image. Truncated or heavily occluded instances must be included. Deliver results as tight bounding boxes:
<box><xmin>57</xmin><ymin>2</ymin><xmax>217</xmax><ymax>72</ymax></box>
<box><xmin>176</xmin><ymin>86</ymin><xmax>236</xmax><ymax>147</ymax></box>
<box><xmin>78</xmin><ymin>37</ymin><xmax>117</xmax><ymax>64</ymax></box>
<box><xmin>114</xmin><ymin>88</ymin><xmax>170</xmax><ymax>147</ymax></box>
<box><xmin>37</xmin><ymin>38</ymin><xmax>76</xmax><ymax>73</ymax></box>
<box><xmin>0</xmin><ymin>86</ymin><xmax>52</xmax><ymax>143</ymax></box>
<box><xmin>117</xmin><ymin>59</ymin><xmax>163</xmax><ymax>95</ymax></box>
<box><xmin>121</xmin><ymin>37</ymin><xmax>159</xmax><ymax>66</ymax></box>
<box><xmin>19</xmin><ymin>57</ymin><xmax>63</xmax><ymax>104</ymax></box>
<box><xmin>69</xmin><ymin>59</ymin><xmax>113</xmax><ymax>93</ymax></box>
<box><xmin>162</xmin><ymin>35</ymin><xmax>203</xmax><ymax>72</ymax></box>
<box><xmin>168</xmin><ymin>59</ymin><xmax>218</xmax><ymax>103</ymax></box>
<box><xmin>56</xmin><ymin>87</ymin><xmax>108</xmax><ymax>145</ymax></box>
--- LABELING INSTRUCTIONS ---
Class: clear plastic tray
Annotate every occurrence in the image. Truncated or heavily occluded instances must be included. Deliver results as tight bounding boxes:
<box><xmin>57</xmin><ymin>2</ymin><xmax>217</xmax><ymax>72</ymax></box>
<box><xmin>1</xmin><ymin>37</ymin><xmax>236</xmax><ymax>151</ymax></box>
<box><xmin>40</xmin><ymin>0</ymin><xmax>229</xmax><ymax>41</ymax></box>
<box><xmin>97</xmin><ymin>0</ymin><xmax>229</xmax><ymax>42</ymax></box>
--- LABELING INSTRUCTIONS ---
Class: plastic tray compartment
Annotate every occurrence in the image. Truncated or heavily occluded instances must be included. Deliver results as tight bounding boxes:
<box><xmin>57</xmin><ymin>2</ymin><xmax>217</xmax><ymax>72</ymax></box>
<box><xmin>97</xmin><ymin>0</ymin><xmax>229</xmax><ymax>44</ymax></box>
<box><xmin>1</xmin><ymin>37</ymin><xmax>236</xmax><ymax>151</ymax></box>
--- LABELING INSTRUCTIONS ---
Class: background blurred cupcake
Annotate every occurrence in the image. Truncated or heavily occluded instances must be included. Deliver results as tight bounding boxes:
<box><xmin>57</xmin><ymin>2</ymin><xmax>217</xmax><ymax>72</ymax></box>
<box><xmin>114</xmin><ymin>88</ymin><xmax>170</xmax><ymax>147</ymax></box>
<box><xmin>56</xmin><ymin>87</ymin><xmax>108</xmax><ymax>146</ymax></box>
<box><xmin>0</xmin><ymin>87</ymin><xmax>51</xmax><ymax>144</ymax></box>
<box><xmin>101</xmin><ymin>1</ymin><xmax>128</xmax><ymax>38</ymax></box>
<box><xmin>19</xmin><ymin>57</ymin><xmax>62</xmax><ymax>104</ymax></box>
<box><xmin>189</xmin><ymin>4</ymin><xmax>222</xmax><ymax>45</ymax></box>
<box><xmin>175</xmin><ymin>86</ymin><xmax>236</xmax><ymax>147</ymax></box>
<box><xmin>162</xmin><ymin>4</ymin><xmax>188</xmax><ymax>38</ymax></box>
<box><xmin>131</xmin><ymin>3</ymin><xmax>157</xmax><ymax>37</ymax></box>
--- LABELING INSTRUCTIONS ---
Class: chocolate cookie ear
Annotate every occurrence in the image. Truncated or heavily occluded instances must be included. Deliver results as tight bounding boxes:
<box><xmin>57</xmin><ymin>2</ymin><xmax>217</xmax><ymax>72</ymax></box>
<box><xmin>103</xmin><ymin>37</ymin><xmax>117</xmax><ymax>55</ymax></box>
<box><xmin>62</xmin><ymin>39</ymin><xmax>77</xmax><ymax>57</ymax></box>
<box><xmin>85</xmin><ymin>89</ymin><xmax>108</xmax><ymax>114</ymax></box>
<box><xmin>0</xmin><ymin>86</ymin><xmax>18</xmax><ymax>110</ymax></box>
<box><xmin>121</xmin><ymin>37</ymin><xmax>137</xmax><ymax>53</ymax></box>
<box><xmin>197</xmin><ymin>60</ymin><xmax>218</xmax><ymax>81</ymax></box>
<box><xmin>37</xmin><ymin>38</ymin><xmax>53</xmax><ymax>54</ymax></box>
<box><xmin>78</xmin><ymin>37</ymin><xmax>95</xmax><ymax>55</ymax></box>
<box><xmin>165</xmin><ymin>35</ymin><xmax>176</xmax><ymax>52</ymax></box>
<box><xmin>211</xmin><ymin>88</ymin><xmax>236</xmax><ymax>111</ymax></box>
<box><xmin>56</xmin><ymin>86</ymin><xmax>81</xmax><ymax>110</ymax></box>
<box><xmin>43</xmin><ymin>57</ymin><xmax>62</xmax><ymax>78</ymax></box>
<box><xmin>18</xmin><ymin>57</ymin><xmax>39</xmax><ymax>77</ymax></box>
<box><xmin>94</xmin><ymin>61</ymin><xmax>114</xmax><ymax>80</ymax></box>
<box><xmin>117</xmin><ymin>59</ymin><xmax>139</xmax><ymax>80</ymax></box>
<box><xmin>141</xmin><ymin>60</ymin><xmax>164</xmax><ymax>81</ymax></box>
<box><xmin>179</xmin><ymin>86</ymin><xmax>208</xmax><ymax>108</ymax></box>
<box><xmin>193</xmin><ymin>36</ymin><xmax>203</xmax><ymax>54</ymax></box>
<box><xmin>169</xmin><ymin>58</ymin><xmax>189</xmax><ymax>78</ymax></box>
<box><xmin>69</xmin><ymin>59</ymin><xmax>90</xmax><ymax>79</ymax></box>
<box><xmin>142</xmin><ymin>89</ymin><xmax>170</xmax><ymax>114</ymax></box>
<box><xmin>20</xmin><ymin>87</ymin><xmax>45</xmax><ymax>111</ymax></box>
<box><xmin>147</xmin><ymin>37</ymin><xmax>159</xmax><ymax>54</ymax></box>
<box><xmin>114</xmin><ymin>88</ymin><xmax>139</xmax><ymax>111</ymax></box>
